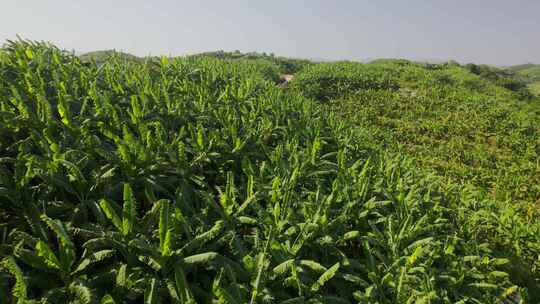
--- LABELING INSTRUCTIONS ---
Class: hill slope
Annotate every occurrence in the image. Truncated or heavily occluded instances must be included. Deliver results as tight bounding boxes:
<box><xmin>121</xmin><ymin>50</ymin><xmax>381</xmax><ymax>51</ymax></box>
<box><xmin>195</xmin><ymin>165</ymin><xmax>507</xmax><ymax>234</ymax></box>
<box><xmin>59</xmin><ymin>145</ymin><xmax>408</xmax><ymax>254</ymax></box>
<box><xmin>79</xmin><ymin>49</ymin><xmax>143</xmax><ymax>63</ymax></box>
<box><xmin>291</xmin><ymin>60</ymin><xmax>540</xmax><ymax>204</ymax></box>
<box><xmin>508</xmin><ymin>64</ymin><xmax>540</xmax><ymax>95</ymax></box>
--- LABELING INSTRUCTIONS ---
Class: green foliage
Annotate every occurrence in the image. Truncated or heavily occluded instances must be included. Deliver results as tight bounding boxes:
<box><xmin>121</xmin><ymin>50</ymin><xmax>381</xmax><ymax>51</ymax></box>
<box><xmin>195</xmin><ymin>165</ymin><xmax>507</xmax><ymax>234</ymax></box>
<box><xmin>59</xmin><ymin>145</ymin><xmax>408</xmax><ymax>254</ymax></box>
<box><xmin>508</xmin><ymin>64</ymin><xmax>540</xmax><ymax>97</ymax></box>
<box><xmin>529</xmin><ymin>81</ymin><xmax>540</xmax><ymax>96</ymax></box>
<box><xmin>289</xmin><ymin>61</ymin><xmax>399</xmax><ymax>101</ymax></box>
<box><xmin>0</xmin><ymin>258</ymin><xmax>27</xmax><ymax>301</ymax></box>
<box><xmin>508</xmin><ymin>64</ymin><xmax>540</xmax><ymax>82</ymax></box>
<box><xmin>292</xmin><ymin>59</ymin><xmax>540</xmax><ymax>206</ymax></box>
<box><xmin>79</xmin><ymin>50</ymin><xmax>143</xmax><ymax>64</ymax></box>
<box><xmin>463</xmin><ymin>63</ymin><xmax>532</xmax><ymax>98</ymax></box>
<box><xmin>193</xmin><ymin>50</ymin><xmax>313</xmax><ymax>74</ymax></box>
<box><xmin>0</xmin><ymin>39</ymin><xmax>539</xmax><ymax>303</ymax></box>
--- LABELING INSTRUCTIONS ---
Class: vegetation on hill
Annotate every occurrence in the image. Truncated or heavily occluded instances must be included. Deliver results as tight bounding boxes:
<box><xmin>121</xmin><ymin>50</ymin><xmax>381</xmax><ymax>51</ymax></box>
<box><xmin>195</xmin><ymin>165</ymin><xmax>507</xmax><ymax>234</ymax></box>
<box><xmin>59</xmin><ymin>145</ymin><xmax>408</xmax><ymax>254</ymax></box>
<box><xmin>79</xmin><ymin>50</ymin><xmax>143</xmax><ymax>64</ymax></box>
<box><xmin>508</xmin><ymin>64</ymin><xmax>540</xmax><ymax>81</ymax></box>
<box><xmin>462</xmin><ymin>63</ymin><xmax>532</xmax><ymax>98</ymax></box>
<box><xmin>529</xmin><ymin>81</ymin><xmax>540</xmax><ymax>96</ymax></box>
<box><xmin>1</xmin><ymin>40</ymin><xmax>539</xmax><ymax>303</ymax></box>
<box><xmin>507</xmin><ymin>64</ymin><xmax>540</xmax><ymax>96</ymax></box>
<box><xmin>193</xmin><ymin>50</ymin><xmax>313</xmax><ymax>74</ymax></box>
<box><xmin>291</xmin><ymin>60</ymin><xmax>540</xmax><ymax>205</ymax></box>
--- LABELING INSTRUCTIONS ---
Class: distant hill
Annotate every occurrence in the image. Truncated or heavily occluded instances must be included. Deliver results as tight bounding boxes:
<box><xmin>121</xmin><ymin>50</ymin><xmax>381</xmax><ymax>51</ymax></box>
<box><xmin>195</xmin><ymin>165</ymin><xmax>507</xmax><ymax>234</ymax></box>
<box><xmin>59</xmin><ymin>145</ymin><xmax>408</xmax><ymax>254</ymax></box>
<box><xmin>508</xmin><ymin>63</ymin><xmax>540</xmax><ymax>72</ymax></box>
<box><xmin>507</xmin><ymin>64</ymin><xmax>540</xmax><ymax>96</ymax></box>
<box><xmin>191</xmin><ymin>50</ymin><xmax>313</xmax><ymax>74</ymax></box>
<box><xmin>507</xmin><ymin>64</ymin><xmax>540</xmax><ymax>81</ymax></box>
<box><xmin>79</xmin><ymin>50</ymin><xmax>142</xmax><ymax>63</ymax></box>
<box><xmin>77</xmin><ymin>50</ymin><xmax>540</xmax><ymax>97</ymax></box>
<box><xmin>363</xmin><ymin>57</ymin><xmax>451</xmax><ymax>64</ymax></box>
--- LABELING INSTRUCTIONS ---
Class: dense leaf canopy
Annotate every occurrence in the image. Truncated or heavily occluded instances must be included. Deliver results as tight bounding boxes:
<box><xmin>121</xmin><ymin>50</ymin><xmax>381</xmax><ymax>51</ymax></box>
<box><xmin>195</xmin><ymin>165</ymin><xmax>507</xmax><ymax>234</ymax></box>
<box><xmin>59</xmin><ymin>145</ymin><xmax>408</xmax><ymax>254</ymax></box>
<box><xmin>0</xmin><ymin>40</ymin><xmax>539</xmax><ymax>303</ymax></box>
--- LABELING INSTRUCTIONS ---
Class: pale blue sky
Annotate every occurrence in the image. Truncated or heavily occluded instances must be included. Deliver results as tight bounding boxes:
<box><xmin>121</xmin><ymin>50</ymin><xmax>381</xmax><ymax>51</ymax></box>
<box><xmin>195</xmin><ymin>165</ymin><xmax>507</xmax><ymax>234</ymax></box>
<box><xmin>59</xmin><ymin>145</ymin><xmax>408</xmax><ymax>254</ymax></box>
<box><xmin>2</xmin><ymin>0</ymin><xmax>539</xmax><ymax>65</ymax></box>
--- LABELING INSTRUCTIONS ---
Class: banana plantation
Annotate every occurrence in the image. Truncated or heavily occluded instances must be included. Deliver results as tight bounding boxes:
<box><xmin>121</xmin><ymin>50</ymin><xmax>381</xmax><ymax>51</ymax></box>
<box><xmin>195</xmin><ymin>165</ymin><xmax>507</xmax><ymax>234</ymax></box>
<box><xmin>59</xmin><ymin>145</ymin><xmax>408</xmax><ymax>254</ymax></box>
<box><xmin>0</xmin><ymin>40</ymin><xmax>539</xmax><ymax>303</ymax></box>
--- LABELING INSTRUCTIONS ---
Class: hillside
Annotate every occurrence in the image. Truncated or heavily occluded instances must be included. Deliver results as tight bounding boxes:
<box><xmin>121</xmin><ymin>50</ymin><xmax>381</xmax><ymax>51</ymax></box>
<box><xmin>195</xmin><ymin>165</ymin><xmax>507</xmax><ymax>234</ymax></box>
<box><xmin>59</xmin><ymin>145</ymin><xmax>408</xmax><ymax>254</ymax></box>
<box><xmin>508</xmin><ymin>63</ymin><xmax>540</xmax><ymax>79</ymax></box>
<box><xmin>291</xmin><ymin>60</ymin><xmax>540</xmax><ymax>203</ymax></box>
<box><xmin>508</xmin><ymin>64</ymin><xmax>540</xmax><ymax>96</ymax></box>
<box><xmin>190</xmin><ymin>50</ymin><xmax>313</xmax><ymax>74</ymax></box>
<box><xmin>530</xmin><ymin>81</ymin><xmax>540</xmax><ymax>96</ymax></box>
<box><xmin>1</xmin><ymin>40</ymin><xmax>539</xmax><ymax>303</ymax></box>
<box><xmin>79</xmin><ymin>50</ymin><xmax>143</xmax><ymax>63</ymax></box>
<box><xmin>508</xmin><ymin>63</ymin><xmax>540</xmax><ymax>81</ymax></box>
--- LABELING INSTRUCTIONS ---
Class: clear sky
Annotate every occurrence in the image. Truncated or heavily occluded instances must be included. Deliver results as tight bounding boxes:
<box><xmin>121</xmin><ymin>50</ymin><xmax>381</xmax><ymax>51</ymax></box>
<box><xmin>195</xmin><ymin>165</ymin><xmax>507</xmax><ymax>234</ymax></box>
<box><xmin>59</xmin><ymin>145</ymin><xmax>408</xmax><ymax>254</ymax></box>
<box><xmin>2</xmin><ymin>0</ymin><xmax>539</xmax><ymax>65</ymax></box>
